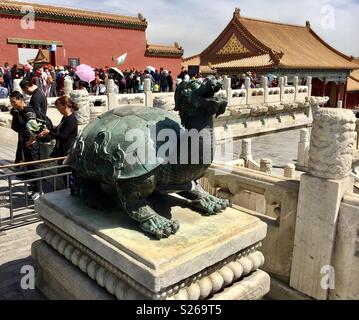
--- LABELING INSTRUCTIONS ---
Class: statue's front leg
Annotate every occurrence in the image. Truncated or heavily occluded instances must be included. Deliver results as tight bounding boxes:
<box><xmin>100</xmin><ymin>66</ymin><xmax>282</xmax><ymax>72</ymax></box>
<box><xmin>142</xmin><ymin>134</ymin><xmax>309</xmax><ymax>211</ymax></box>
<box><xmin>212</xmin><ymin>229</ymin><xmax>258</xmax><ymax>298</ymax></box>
<box><xmin>178</xmin><ymin>181</ymin><xmax>230</xmax><ymax>215</ymax></box>
<box><xmin>116</xmin><ymin>185</ymin><xmax>179</xmax><ymax>239</ymax></box>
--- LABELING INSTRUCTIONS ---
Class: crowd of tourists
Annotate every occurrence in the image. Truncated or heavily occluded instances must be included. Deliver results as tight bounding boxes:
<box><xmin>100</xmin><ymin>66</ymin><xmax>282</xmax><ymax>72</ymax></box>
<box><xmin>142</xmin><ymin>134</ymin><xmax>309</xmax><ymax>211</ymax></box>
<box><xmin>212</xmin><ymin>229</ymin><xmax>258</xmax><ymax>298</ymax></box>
<box><xmin>0</xmin><ymin>63</ymin><xmax>177</xmax><ymax>99</ymax></box>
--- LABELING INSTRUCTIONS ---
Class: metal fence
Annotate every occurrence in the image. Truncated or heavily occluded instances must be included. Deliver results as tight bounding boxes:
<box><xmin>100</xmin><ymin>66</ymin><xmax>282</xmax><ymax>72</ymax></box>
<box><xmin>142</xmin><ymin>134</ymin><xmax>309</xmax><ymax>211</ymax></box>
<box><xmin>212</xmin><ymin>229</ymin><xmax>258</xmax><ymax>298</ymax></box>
<box><xmin>0</xmin><ymin>157</ymin><xmax>71</xmax><ymax>232</ymax></box>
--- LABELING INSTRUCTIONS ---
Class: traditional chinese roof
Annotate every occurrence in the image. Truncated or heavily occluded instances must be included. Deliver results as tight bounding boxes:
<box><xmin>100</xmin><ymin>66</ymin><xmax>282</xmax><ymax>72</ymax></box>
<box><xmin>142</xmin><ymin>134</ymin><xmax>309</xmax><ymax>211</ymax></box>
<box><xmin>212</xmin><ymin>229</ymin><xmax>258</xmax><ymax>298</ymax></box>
<box><xmin>348</xmin><ymin>70</ymin><xmax>359</xmax><ymax>92</ymax></box>
<box><xmin>211</xmin><ymin>54</ymin><xmax>275</xmax><ymax>70</ymax></box>
<box><xmin>0</xmin><ymin>0</ymin><xmax>147</xmax><ymax>30</ymax></box>
<box><xmin>145</xmin><ymin>43</ymin><xmax>184</xmax><ymax>58</ymax></box>
<box><xmin>194</xmin><ymin>8</ymin><xmax>358</xmax><ymax>72</ymax></box>
<box><xmin>181</xmin><ymin>54</ymin><xmax>216</xmax><ymax>74</ymax></box>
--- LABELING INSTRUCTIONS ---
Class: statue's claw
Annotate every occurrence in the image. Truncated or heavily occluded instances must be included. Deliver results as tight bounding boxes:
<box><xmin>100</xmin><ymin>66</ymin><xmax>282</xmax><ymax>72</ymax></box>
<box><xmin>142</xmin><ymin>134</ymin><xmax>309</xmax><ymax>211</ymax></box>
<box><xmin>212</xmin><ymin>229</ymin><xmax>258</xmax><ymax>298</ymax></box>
<box><xmin>189</xmin><ymin>195</ymin><xmax>230</xmax><ymax>216</ymax></box>
<box><xmin>140</xmin><ymin>216</ymin><xmax>180</xmax><ymax>239</ymax></box>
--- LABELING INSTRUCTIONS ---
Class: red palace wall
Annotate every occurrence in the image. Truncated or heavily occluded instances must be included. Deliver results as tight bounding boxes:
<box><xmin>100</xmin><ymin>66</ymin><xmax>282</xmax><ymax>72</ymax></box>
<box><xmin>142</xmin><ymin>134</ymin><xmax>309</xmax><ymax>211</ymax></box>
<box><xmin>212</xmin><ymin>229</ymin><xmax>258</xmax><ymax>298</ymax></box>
<box><xmin>0</xmin><ymin>15</ymin><xmax>181</xmax><ymax>75</ymax></box>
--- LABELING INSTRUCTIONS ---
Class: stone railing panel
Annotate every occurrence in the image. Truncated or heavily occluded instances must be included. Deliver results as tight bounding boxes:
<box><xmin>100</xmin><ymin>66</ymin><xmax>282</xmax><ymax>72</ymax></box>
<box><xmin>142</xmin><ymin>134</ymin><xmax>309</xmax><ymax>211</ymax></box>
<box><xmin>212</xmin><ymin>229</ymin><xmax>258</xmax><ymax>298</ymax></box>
<box><xmin>231</xmin><ymin>89</ymin><xmax>247</xmax><ymax>106</ymax></box>
<box><xmin>153</xmin><ymin>93</ymin><xmax>175</xmax><ymax>111</ymax></box>
<box><xmin>296</xmin><ymin>86</ymin><xmax>309</xmax><ymax>102</ymax></box>
<box><xmin>248</xmin><ymin>89</ymin><xmax>265</xmax><ymax>105</ymax></box>
<box><xmin>267</xmin><ymin>88</ymin><xmax>281</xmax><ymax>103</ymax></box>
<box><xmin>282</xmin><ymin>86</ymin><xmax>296</xmax><ymax>103</ymax></box>
<box><xmin>330</xmin><ymin>193</ymin><xmax>359</xmax><ymax>300</ymax></box>
<box><xmin>202</xmin><ymin>164</ymin><xmax>299</xmax><ymax>281</ymax></box>
<box><xmin>115</xmin><ymin>93</ymin><xmax>145</xmax><ymax>107</ymax></box>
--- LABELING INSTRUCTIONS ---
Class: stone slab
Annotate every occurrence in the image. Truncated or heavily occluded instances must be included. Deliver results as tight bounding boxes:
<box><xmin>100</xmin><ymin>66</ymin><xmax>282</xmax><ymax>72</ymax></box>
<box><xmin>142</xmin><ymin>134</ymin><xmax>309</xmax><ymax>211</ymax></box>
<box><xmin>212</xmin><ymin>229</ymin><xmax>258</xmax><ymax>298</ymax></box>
<box><xmin>35</xmin><ymin>190</ymin><xmax>266</xmax><ymax>292</ymax></box>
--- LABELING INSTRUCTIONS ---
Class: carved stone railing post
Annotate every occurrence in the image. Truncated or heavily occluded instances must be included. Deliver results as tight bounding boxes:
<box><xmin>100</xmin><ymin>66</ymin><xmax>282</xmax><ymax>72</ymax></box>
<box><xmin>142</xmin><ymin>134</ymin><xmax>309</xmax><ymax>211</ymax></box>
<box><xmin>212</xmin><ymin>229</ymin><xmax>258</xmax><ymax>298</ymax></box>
<box><xmin>224</xmin><ymin>76</ymin><xmax>232</xmax><ymax>107</ymax></box>
<box><xmin>306</xmin><ymin>76</ymin><xmax>312</xmax><ymax>97</ymax></box>
<box><xmin>144</xmin><ymin>78</ymin><xmax>153</xmax><ymax>107</ymax></box>
<box><xmin>71</xmin><ymin>90</ymin><xmax>90</xmax><ymax>125</ymax></box>
<box><xmin>337</xmin><ymin>100</ymin><xmax>343</xmax><ymax>109</ymax></box>
<box><xmin>290</xmin><ymin>108</ymin><xmax>356</xmax><ymax>300</ymax></box>
<box><xmin>107</xmin><ymin>79</ymin><xmax>117</xmax><ymax>110</ymax></box>
<box><xmin>240</xmin><ymin>139</ymin><xmax>253</xmax><ymax>163</ymax></box>
<box><xmin>64</xmin><ymin>78</ymin><xmax>73</xmax><ymax>97</ymax></box>
<box><xmin>279</xmin><ymin>77</ymin><xmax>285</xmax><ymax>102</ymax></box>
<box><xmin>261</xmin><ymin>76</ymin><xmax>269</xmax><ymax>104</ymax></box>
<box><xmin>297</xmin><ymin>129</ymin><xmax>310</xmax><ymax>168</ymax></box>
<box><xmin>260</xmin><ymin>159</ymin><xmax>272</xmax><ymax>175</ymax></box>
<box><xmin>284</xmin><ymin>164</ymin><xmax>296</xmax><ymax>179</ymax></box>
<box><xmin>245</xmin><ymin>77</ymin><xmax>251</xmax><ymax>105</ymax></box>
<box><xmin>13</xmin><ymin>79</ymin><xmax>22</xmax><ymax>93</ymax></box>
<box><xmin>293</xmin><ymin>76</ymin><xmax>299</xmax><ymax>101</ymax></box>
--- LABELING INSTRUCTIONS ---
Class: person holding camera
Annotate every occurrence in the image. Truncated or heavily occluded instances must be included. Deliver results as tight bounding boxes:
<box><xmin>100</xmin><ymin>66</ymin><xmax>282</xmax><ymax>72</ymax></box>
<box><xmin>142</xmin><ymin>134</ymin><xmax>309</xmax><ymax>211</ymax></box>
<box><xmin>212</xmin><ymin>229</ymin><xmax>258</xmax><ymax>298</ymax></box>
<box><xmin>10</xmin><ymin>91</ymin><xmax>42</xmax><ymax>200</ymax></box>
<box><xmin>38</xmin><ymin>96</ymin><xmax>78</xmax><ymax>158</ymax></box>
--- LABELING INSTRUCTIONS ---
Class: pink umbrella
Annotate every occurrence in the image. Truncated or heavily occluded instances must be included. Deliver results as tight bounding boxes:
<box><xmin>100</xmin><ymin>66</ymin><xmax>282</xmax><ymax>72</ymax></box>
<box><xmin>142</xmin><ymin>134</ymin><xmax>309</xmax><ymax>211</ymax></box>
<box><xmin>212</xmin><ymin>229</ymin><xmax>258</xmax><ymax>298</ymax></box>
<box><xmin>75</xmin><ymin>64</ymin><xmax>95</xmax><ymax>83</ymax></box>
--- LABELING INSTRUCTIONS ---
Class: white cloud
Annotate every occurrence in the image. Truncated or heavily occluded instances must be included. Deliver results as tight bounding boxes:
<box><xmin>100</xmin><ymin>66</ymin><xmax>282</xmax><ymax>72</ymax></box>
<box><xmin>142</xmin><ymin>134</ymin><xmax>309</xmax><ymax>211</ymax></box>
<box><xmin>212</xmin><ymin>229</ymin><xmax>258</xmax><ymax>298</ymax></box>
<box><xmin>20</xmin><ymin>0</ymin><xmax>359</xmax><ymax>57</ymax></box>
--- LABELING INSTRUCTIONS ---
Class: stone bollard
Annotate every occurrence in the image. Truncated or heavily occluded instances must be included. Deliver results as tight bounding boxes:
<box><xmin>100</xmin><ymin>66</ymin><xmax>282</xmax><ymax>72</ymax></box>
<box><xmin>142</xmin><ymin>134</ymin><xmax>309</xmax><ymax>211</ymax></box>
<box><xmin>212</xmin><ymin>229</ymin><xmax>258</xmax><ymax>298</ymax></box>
<box><xmin>261</xmin><ymin>76</ymin><xmax>269</xmax><ymax>103</ymax></box>
<box><xmin>306</xmin><ymin>76</ymin><xmax>312</xmax><ymax>97</ymax></box>
<box><xmin>297</xmin><ymin>128</ymin><xmax>310</xmax><ymax>168</ymax></box>
<box><xmin>144</xmin><ymin>78</ymin><xmax>153</xmax><ymax>107</ymax></box>
<box><xmin>260</xmin><ymin>159</ymin><xmax>272</xmax><ymax>174</ymax></box>
<box><xmin>64</xmin><ymin>78</ymin><xmax>73</xmax><ymax>96</ymax></box>
<box><xmin>70</xmin><ymin>90</ymin><xmax>90</xmax><ymax>125</ymax></box>
<box><xmin>224</xmin><ymin>76</ymin><xmax>232</xmax><ymax>107</ymax></box>
<box><xmin>107</xmin><ymin>79</ymin><xmax>117</xmax><ymax>110</ymax></box>
<box><xmin>284</xmin><ymin>164</ymin><xmax>296</xmax><ymax>179</ymax></box>
<box><xmin>240</xmin><ymin>139</ymin><xmax>253</xmax><ymax>163</ymax></box>
<box><xmin>293</xmin><ymin>76</ymin><xmax>299</xmax><ymax>101</ymax></box>
<box><xmin>290</xmin><ymin>108</ymin><xmax>356</xmax><ymax>300</ymax></box>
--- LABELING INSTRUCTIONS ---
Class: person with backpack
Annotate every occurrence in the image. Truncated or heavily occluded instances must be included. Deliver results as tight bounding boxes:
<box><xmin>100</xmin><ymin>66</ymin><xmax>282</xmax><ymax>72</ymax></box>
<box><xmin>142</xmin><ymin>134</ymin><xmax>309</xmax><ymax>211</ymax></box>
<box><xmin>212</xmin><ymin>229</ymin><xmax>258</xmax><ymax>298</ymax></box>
<box><xmin>10</xmin><ymin>91</ymin><xmax>43</xmax><ymax>200</ymax></box>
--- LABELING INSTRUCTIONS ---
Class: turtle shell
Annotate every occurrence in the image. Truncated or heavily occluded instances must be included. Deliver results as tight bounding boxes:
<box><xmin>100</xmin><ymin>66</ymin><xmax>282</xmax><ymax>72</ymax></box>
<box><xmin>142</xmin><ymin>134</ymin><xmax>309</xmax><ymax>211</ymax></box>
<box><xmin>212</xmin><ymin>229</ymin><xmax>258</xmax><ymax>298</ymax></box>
<box><xmin>67</xmin><ymin>105</ymin><xmax>182</xmax><ymax>182</ymax></box>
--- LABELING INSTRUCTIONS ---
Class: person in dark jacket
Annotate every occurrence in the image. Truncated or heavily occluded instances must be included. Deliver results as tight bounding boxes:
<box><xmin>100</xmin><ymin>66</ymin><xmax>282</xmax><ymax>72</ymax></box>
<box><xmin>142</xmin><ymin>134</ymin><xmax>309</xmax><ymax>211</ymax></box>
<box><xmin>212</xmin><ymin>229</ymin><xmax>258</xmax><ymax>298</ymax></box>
<box><xmin>20</xmin><ymin>78</ymin><xmax>48</xmax><ymax>116</ymax></box>
<box><xmin>38</xmin><ymin>96</ymin><xmax>78</xmax><ymax>157</ymax></box>
<box><xmin>38</xmin><ymin>96</ymin><xmax>78</xmax><ymax>188</ymax></box>
<box><xmin>10</xmin><ymin>91</ymin><xmax>42</xmax><ymax>199</ymax></box>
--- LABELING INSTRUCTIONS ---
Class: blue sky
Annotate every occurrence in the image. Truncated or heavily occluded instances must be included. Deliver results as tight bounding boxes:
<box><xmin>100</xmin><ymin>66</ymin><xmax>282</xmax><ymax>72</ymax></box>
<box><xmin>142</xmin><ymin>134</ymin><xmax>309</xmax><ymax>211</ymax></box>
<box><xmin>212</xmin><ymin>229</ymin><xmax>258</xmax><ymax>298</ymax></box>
<box><xmin>18</xmin><ymin>0</ymin><xmax>359</xmax><ymax>58</ymax></box>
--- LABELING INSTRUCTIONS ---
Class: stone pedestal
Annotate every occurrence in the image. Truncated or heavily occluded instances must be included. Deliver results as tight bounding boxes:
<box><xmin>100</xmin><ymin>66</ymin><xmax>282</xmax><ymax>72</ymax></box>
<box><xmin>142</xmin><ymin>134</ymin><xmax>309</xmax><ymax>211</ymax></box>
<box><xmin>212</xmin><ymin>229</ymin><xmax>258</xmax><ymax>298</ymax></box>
<box><xmin>32</xmin><ymin>190</ymin><xmax>269</xmax><ymax>300</ymax></box>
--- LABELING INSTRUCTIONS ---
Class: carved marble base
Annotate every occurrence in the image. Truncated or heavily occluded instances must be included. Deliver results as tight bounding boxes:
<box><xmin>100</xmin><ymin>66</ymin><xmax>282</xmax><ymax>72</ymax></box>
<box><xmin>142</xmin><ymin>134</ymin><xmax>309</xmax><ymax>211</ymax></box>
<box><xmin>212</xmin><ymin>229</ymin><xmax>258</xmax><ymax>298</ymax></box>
<box><xmin>32</xmin><ymin>190</ymin><xmax>270</xmax><ymax>300</ymax></box>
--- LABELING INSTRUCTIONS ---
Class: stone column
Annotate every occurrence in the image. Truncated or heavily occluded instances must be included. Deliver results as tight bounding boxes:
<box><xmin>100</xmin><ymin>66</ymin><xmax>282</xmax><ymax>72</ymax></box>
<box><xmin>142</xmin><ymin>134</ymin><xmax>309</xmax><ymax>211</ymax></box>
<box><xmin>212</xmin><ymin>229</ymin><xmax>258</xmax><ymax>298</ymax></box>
<box><xmin>144</xmin><ymin>78</ymin><xmax>153</xmax><ymax>107</ymax></box>
<box><xmin>297</xmin><ymin>129</ymin><xmax>310</xmax><ymax>168</ymax></box>
<box><xmin>284</xmin><ymin>164</ymin><xmax>296</xmax><ymax>179</ymax></box>
<box><xmin>107</xmin><ymin>79</ymin><xmax>117</xmax><ymax>110</ymax></box>
<box><xmin>64</xmin><ymin>78</ymin><xmax>73</xmax><ymax>97</ymax></box>
<box><xmin>224</xmin><ymin>76</ymin><xmax>232</xmax><ymax>107</ymax></box>
<box><xmin>260</xmin><ymin>159</ymin><xmax>272</xmax><ymax>175</ymax></box>
<box><xmin>240</xmin><ymin>139</ymin><xmax>253</xmax><ymax>163</ymax></box>
<box><xmin>290</xmin><ymin>108</ymin><xmax>356</xmax><ymax>300</ymax></box>
<box><xmin>70</xmin><ymin>90</ymin><xmax>90</xmax><ymax>125</ymax></box>
<box><xmin>261</xmin><ymin>76</ymin><xmax>269</xmax><ymax>104</ymax></box>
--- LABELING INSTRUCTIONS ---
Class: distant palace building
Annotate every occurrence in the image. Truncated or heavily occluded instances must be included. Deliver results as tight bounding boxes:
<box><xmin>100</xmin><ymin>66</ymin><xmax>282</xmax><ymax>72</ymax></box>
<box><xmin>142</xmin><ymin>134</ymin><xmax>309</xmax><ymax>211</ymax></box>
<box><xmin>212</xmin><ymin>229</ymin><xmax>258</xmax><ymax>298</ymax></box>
<box><xmin>347</xmin><ymin>59</ymin><xmax>359</xmax><ymax>109</ymax></box>
<box><xmin>183</xmin><ymin>8</ymin><xmax>358</xmax><ymax>108</ymax></box>
<box><xmin>0</xmin><ymin>1</ymin><xmax>183</xmax><ymax>74</ymax></box>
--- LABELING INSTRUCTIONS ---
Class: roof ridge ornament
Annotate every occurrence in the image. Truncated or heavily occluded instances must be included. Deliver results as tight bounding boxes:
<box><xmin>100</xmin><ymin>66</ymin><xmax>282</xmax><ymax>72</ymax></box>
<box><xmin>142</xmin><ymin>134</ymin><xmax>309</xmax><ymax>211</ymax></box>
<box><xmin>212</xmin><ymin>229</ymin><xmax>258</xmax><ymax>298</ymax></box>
<box><xmin>306</xmin><ymin>20</ymin><xmax>311</xmax><ymax>29</ymax></box>
<box><xmin>234</xmin><ymin>7</ymin><xmax>241</xmax><ymax>18</ymax></box>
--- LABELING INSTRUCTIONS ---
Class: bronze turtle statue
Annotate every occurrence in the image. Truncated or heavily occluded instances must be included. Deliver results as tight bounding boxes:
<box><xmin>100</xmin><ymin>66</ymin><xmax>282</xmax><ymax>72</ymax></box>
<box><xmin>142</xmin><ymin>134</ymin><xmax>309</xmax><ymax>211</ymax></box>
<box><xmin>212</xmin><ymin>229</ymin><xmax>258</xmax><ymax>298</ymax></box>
<box><xmin>66</xmin><ymin>77</ymin><xmax>230</xmax><ymax>239</ymax></box>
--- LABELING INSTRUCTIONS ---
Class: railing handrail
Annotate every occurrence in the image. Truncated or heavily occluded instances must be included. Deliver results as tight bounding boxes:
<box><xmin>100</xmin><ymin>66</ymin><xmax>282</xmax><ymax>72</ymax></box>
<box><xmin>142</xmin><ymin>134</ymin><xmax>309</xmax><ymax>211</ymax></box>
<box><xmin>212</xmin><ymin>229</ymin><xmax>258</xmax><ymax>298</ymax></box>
<box><xmin>0</xmin><ymin>156</ymin><xmax>67</xmax><ymax>170</ymax></box>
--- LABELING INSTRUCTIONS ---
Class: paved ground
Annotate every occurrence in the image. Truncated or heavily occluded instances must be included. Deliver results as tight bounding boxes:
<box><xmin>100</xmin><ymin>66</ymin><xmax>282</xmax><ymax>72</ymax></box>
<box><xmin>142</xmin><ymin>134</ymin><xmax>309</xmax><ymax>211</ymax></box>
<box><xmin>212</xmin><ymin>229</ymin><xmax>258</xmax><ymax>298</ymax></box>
<box><xmin>0</xmin><ymin>223</ymin><xmax>46</xmax><ymax>300</ymax></box>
